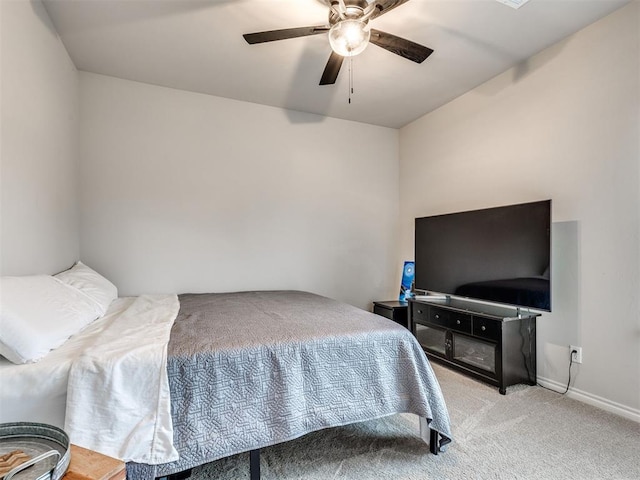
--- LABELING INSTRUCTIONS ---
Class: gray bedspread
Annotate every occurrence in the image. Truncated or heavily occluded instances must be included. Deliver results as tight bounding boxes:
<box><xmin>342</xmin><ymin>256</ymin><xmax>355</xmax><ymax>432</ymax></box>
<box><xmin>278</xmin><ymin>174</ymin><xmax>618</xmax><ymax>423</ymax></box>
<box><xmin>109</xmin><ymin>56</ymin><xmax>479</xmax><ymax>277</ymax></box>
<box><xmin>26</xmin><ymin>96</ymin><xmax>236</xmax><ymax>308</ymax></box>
<box><xmin>128</xmin><ymin>291</ymin><xmax>451</xmax><ymax>479</ymax></box>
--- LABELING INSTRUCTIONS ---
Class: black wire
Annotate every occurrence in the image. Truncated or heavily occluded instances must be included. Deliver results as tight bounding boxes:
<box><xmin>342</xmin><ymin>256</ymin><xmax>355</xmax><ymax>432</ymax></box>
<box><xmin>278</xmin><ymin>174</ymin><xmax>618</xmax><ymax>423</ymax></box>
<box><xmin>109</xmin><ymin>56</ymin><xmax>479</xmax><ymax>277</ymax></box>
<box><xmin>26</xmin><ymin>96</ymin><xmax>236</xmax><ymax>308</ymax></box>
<box><xmin>561</xmin><ymin>349</ymin><xmax>575</xmax><ymax>394</ymax></box>
<box><xmin>539</xmin><ymin>349</ymin><xmax>575</xmax><ymax>395</ymax></box>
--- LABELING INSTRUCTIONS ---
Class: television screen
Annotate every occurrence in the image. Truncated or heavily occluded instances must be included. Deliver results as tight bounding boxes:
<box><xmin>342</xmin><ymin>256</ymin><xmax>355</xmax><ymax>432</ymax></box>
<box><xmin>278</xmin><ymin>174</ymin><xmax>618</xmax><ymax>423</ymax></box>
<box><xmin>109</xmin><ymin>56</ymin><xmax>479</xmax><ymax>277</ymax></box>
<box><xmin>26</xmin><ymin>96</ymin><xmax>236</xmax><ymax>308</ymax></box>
<box><xmin>414</xmin><ymin>200</ymin><xmax>551</xmax><ymax>311</ymax></box>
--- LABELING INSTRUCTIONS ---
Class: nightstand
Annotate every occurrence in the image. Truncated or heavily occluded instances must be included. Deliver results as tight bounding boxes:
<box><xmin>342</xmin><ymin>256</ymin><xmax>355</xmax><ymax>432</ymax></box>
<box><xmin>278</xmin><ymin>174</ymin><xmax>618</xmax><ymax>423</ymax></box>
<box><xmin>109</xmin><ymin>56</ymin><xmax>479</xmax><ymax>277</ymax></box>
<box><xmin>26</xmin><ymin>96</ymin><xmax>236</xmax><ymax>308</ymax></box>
<box><xmin>372</xmin><ymin>301</ymin><xmax>409</xmax><ymax>329</ymax></box>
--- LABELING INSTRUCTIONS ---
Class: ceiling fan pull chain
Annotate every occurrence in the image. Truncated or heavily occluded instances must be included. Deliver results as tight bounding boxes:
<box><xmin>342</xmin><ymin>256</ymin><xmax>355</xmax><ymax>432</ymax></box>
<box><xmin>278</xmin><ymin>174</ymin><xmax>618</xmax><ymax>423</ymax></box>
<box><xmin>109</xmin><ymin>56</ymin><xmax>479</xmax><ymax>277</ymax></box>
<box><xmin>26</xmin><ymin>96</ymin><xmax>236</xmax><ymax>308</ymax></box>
<box><xmin>348</xmin><ymin>56</ymin><xmax>353</xmax><ymax>104</ymax></box>
<box><xmin>351</xmin><ymin>56</ymin><xmax>354</xmax><ymax>96</ymax></box>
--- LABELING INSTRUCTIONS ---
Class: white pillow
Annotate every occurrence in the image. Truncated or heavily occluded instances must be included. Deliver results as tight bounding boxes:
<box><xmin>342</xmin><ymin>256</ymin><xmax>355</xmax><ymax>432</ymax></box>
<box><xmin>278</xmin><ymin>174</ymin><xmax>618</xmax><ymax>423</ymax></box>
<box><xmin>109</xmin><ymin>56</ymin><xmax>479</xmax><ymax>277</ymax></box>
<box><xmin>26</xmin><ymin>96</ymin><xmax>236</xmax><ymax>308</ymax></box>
<box><xmin>54</xmin><ymin>261</ymin><xmax>117</xmax><ymax>317</ymax></box>
<box><xmin>0</xmin><ymin>275</ymin><xmax>100</xmax><ymax>364</ymax></box>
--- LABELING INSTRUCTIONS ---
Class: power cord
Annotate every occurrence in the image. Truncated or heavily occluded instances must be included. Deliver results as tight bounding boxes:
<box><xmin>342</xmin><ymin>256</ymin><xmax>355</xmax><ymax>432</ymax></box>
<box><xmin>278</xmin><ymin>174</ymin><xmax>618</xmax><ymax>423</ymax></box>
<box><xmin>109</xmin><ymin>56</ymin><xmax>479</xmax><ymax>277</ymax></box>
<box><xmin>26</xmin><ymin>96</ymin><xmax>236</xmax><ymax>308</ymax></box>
<box><xmin>539</xmin><ymin>348</ymin><xmax>576</xmax><ymax>395</ymax></box>
<box><xmin>561</xmin><ymin>349</ymin><xmax>577</xmax><ymax>394</ymax></box>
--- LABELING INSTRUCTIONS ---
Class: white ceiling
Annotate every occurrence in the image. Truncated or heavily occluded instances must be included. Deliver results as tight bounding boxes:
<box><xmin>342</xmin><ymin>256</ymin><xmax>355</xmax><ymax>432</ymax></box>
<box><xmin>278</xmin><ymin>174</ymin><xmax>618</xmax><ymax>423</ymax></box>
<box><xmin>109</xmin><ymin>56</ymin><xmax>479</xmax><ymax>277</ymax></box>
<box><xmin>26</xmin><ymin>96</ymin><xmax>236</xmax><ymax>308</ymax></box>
<box><xmin>42</xmin><ymin>0</ymin><xmax>630</xmax><ymax>128</ymax></box>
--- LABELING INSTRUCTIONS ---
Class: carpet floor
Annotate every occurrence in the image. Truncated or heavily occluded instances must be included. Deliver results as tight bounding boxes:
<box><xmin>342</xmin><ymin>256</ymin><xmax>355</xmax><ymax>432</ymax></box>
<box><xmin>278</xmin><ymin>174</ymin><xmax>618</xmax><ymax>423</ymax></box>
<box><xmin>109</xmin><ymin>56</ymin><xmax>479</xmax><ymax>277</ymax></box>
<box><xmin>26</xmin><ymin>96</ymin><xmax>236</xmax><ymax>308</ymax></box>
<box><xmin>189</xmin><ymin>363</ymin><xmax>640</xmax><ymax>479</ymax></box>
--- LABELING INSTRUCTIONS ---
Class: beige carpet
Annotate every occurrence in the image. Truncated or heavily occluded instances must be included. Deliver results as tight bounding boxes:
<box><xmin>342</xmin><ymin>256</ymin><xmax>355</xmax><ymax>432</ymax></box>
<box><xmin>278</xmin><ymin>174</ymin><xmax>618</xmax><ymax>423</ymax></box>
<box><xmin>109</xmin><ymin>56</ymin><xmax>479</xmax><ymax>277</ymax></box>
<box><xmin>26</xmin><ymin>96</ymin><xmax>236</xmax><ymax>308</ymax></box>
<box><xmin>190</xmin><ymin>363</ymin><xmax>640</xmax><ymax>479</ymax></box>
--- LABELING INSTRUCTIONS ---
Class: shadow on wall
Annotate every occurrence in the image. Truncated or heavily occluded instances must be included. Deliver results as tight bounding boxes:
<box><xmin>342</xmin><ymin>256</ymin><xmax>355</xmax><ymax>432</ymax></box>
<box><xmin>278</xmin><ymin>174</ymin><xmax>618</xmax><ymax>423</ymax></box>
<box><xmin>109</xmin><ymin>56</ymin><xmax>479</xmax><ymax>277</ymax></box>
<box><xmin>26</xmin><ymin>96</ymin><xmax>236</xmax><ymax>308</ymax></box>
<box><xmin>510</xmin><ymin>35</ymin><xmax>570</xmax><ymax>84</ymax></box>
<box><xmin>477</xmin><ymin>34</ymin><xmax>570</xmax><ymax>97</ymax></box>
<box><xmin>424</xmin><ymin>18</ymin><xmax>571</xmax><ymax>93</ymax></box>
<box><xmin>538</xmin><ymin>220</ymin><xmax>581</xmax><ymax>383</ymax></box>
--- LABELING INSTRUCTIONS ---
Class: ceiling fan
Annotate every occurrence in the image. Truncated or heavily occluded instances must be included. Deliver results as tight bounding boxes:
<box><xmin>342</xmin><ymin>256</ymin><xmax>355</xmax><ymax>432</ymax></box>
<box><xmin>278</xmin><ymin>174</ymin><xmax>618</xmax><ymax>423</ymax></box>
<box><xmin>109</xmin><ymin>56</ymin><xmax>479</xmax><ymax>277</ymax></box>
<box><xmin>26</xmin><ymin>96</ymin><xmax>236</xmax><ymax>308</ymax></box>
<box><xmin>243</xmin><ymin>0</ymin><xmax>434</xmax><ymax>85</ymax></box>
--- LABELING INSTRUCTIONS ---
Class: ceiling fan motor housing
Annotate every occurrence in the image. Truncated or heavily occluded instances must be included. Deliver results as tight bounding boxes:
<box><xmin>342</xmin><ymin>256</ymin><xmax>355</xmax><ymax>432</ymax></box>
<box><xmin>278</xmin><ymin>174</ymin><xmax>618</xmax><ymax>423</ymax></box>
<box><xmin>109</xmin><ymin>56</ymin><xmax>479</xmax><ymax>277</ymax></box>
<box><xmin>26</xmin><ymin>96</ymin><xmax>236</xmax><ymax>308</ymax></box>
<box><xmin>329</xmin><ymin>0</ymin><xmax>370</xmax><ymax>25</ymax></box>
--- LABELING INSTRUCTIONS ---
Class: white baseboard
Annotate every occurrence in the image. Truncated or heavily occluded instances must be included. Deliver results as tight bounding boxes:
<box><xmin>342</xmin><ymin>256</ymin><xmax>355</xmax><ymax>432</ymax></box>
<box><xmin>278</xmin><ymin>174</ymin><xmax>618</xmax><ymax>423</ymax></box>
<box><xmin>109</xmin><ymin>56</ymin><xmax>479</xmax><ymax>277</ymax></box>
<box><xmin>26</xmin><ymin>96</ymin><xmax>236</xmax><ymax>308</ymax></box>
<box><xmin>537</xmin><ymin>376</ymin><xmax>640</xmax><ymax>423</ymax></box>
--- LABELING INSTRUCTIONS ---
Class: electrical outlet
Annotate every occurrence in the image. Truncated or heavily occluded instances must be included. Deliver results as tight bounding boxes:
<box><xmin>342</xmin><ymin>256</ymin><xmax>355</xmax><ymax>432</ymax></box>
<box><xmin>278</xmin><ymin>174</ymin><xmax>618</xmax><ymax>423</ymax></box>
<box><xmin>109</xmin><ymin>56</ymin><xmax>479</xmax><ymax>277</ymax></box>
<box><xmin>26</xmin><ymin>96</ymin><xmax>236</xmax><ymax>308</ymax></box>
<box><xmin>570</xmin><ymin>345</ymin><xmax>582</xmax><ymax>364</ymax></box>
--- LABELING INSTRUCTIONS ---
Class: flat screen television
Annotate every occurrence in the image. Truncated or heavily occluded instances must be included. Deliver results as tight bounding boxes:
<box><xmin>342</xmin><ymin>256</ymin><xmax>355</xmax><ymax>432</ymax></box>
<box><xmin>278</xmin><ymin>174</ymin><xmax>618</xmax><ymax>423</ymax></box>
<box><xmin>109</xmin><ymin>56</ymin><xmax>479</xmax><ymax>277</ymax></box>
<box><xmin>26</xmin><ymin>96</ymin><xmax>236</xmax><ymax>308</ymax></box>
<box><xmin>414</xmin><ymin>200</ymin><xmax>551</xmax><ymax>311</ymax></box>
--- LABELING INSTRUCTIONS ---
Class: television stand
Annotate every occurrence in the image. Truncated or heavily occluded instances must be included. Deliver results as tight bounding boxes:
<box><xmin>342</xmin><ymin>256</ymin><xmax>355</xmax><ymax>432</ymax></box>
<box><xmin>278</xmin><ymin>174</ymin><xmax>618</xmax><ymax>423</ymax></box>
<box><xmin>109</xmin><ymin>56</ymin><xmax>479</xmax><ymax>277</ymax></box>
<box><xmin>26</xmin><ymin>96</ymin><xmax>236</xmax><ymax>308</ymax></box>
<box><xmin>409</xmin><ymin>298</ymin><xmax>539</xmax><ymax>394</ymax></box>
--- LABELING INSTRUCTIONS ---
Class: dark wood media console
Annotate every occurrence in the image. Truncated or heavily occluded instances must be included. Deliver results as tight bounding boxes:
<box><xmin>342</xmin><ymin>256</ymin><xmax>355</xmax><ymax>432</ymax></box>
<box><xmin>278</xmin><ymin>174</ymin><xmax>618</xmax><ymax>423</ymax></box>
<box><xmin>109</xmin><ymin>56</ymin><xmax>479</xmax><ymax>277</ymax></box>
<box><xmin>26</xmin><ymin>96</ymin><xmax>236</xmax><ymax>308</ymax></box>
<box><xmin>409</xmin><ymin>298</ymin><xmax>539</xmax><ymax>394</ymax></box>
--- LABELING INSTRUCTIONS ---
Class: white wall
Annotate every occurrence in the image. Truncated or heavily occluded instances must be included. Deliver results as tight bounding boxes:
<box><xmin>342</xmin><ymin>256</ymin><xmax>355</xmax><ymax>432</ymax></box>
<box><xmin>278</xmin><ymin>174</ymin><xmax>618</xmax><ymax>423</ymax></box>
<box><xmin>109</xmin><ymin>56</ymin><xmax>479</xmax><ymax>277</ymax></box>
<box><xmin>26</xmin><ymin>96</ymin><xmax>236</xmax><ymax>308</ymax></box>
<box><xmin>399</xmin><ymin>3</ymin><xmax>639</xmax><ymax>419</ymax></box>
<box><xmin>0</xmin><ymin>0</ymin><xmax>79</xmax><ymax>275</ymax></box>
<box><xmin>79</xmin><ymin>73</ymin><xmax>400</xmax><ymax>309</ymax></box>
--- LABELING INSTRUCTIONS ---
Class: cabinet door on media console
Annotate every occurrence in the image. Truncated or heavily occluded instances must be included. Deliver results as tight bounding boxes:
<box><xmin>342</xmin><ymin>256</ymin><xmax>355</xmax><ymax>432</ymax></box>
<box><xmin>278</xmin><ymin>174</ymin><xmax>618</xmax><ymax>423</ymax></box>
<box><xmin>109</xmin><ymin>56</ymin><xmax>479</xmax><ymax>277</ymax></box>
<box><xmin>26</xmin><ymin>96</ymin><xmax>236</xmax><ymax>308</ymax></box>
<box><xmin>413</xmin><ymin>322</ymin><xmax>449</xmax><ymax>358</ymax></box>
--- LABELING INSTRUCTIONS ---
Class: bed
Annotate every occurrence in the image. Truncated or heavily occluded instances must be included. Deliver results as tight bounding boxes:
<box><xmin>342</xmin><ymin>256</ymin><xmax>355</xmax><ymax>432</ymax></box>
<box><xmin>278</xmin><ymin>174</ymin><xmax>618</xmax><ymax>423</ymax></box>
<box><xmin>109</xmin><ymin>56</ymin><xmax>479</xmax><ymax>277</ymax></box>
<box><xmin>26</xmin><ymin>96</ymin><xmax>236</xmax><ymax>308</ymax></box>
<box><xmin>1</xmin><ymin>288</ymin><xmax>452</xmax><ymax>480</ymax></box>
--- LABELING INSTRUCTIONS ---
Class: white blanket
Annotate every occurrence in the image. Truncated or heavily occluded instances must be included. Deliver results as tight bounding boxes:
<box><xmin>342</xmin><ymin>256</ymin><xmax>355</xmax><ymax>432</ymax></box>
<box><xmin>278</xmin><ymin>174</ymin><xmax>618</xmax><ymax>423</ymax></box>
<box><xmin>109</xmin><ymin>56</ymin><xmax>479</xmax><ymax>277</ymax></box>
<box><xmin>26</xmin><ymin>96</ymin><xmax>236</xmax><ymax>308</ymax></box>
<box><xmin>65</xmin><ymin>294</ymin><xmax>180</xmax><ymax>464</ymax></box>
<box><xmin>0</xmin><ymin>298</ymin><xmax>134</xmax><ymax>428</ymax></box>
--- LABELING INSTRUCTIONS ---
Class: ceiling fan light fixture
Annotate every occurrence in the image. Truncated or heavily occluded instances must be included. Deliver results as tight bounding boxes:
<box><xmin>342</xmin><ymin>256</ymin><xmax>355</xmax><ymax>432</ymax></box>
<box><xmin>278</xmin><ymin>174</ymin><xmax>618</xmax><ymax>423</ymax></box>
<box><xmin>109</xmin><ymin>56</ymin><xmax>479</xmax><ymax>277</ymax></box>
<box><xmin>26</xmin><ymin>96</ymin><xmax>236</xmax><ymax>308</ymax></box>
<box><xmin>328</xmin><ymin>19</ymin><xmax>370</xmax><ymax>57</ymax></box>
<box><xmin>244</xmin><ymin>0</ymin><xmax>433</xmax><ymax>86</ymax></box>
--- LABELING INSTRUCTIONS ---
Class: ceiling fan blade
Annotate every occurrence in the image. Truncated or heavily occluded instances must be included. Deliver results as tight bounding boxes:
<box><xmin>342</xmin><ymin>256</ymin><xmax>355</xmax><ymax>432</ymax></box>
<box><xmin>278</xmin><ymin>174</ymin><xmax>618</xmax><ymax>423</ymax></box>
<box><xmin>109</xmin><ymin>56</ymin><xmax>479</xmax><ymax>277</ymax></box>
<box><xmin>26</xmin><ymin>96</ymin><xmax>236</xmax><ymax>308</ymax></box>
<box><xmin>370</xmin><ymin>29</ymin><xmax>434</xmax><ymax>63</ymax></box>
<box><xmin>319</xmin><ymin>51</ymin><xmax>344</xmax><ymax>85</ymax></box>
<box><xmin>243</xmin><ymin>26</ymin><xmax>329</xmax><ymax>44</ymax></box>
<box><xmin>370</xmin><ymin>0</ymin><xmax>410</xmax><ymax>20</ymax></box>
